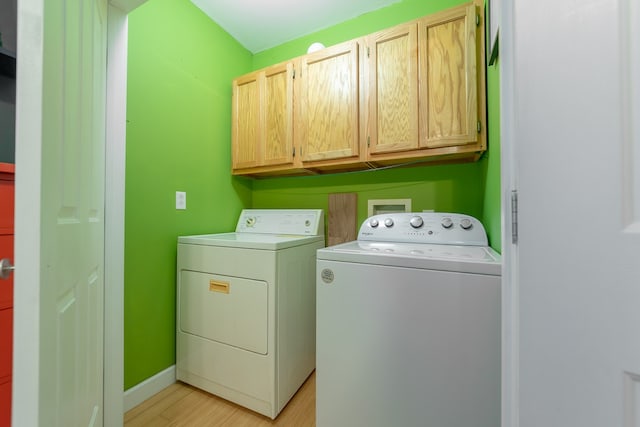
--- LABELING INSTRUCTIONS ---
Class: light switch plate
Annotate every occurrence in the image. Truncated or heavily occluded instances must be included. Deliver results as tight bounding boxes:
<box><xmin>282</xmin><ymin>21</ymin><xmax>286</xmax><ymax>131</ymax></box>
<box><xmin>176</xmin><ymin>191</ymin><xmax>186</xmax><ymax>210</ymax></box>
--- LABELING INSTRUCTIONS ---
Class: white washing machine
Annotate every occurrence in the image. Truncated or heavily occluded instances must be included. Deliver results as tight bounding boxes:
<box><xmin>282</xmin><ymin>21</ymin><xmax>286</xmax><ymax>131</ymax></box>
<box><xmin>176</xmin><ymin>209</ymin><xmax>324</xmax><ymax>419</ymax></box>
<box><xmin>316</xmin><ymin>212</ymin><xmax>501</xmax><ymax>427</ymax></box>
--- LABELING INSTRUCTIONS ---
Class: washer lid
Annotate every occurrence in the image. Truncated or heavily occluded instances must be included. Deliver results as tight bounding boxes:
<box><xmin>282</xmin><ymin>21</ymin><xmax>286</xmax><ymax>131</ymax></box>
<box><xmin>317</xmin><ymin>241</ymin><xmax>501</xmax><ymax>275</ymax></box>
<box><xmin>178</xmin><ymin>232</ymin><xmax>324</xmax><ymax>250</ymax></box>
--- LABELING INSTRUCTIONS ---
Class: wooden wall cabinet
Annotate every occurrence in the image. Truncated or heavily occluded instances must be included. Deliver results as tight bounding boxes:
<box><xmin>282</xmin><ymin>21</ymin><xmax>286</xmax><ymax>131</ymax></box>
<box><xmin>297</xmin><ymin>40</ymin><xmax>361</xmax><ymax>168</ymax></box>
<box><xmin>419</xmin><ymin>3</ymin><xmax>479</xmax><ymax>149</ymax></box>
<box><xmin>231</xmin><ymin>0</ymin><xmax>485</xmax><ymax>177</ymax></box>
<box><xmin>232</xmin><ymin>61</ymin><xmax>296</xmax><ymax>174</ymax></box>
<box><xmin>366</xmin><ymin>23</ymin><xmax>419</xmax><ymax>156</ymax></box>
<box><xmin>366</xmin><ymin>1</ymin><xmax>485</xmax><ymax>165</ymax></box>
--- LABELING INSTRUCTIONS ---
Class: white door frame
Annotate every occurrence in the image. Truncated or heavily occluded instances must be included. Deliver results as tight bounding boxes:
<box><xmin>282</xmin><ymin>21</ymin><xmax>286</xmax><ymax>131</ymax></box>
<box><xmin>104</xmin><ymin>5</ymin><xmax>128</xmax><ymax>426</ymax></box>
<box><xmin>104</xmin><ymin>1</ymin><xmax>147</xmax><ymax>426</ymax></box>
<box><xmin>498</xmin><ymin>0</ymin><xmax>517</xmax><ymax>425</ymax></box>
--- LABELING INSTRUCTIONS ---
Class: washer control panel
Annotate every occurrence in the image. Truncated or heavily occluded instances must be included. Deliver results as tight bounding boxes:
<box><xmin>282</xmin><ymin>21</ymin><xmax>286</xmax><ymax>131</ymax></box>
<box><xmin>358</xmin><ymin>212</ymin><xmax>488</xmax><ymax>246</ymax></box>
<box><xmin>235</xmin><ymin>209</ymin><xmax>324</xmax><ymax>236</ymax></box>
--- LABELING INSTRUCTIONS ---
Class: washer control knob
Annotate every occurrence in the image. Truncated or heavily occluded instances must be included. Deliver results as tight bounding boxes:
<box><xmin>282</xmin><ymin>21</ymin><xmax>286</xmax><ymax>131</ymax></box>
<box><xmin>409</xmin><ymin>216</ymin><xmax>424</xmax><ymax>228</ymax></box>
<box><xmin>441</xmin><ymin>217</ymin><xmax>453</xmax><ymax>229</ymax></box>
<box><xmin>384</xmin><ymin>218</ymin><xmax>394</xmax><ymax>228</ymax></box>
<box><xmin>369</xmin><ymin>218</ymin><xmax>379</xmax><ymax>228</ymax></box>
<box><xmin>460</xmin><ymin>218</ymin><xmax>473</xmax><ymax>230</ymax></box>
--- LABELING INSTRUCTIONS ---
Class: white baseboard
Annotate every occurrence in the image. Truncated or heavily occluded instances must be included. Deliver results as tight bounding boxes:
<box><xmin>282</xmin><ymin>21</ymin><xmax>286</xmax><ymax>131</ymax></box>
<box><xmin>123</xmin><ymin>365</ymin><xmax>176</xmax><ymax>412</ymax></box>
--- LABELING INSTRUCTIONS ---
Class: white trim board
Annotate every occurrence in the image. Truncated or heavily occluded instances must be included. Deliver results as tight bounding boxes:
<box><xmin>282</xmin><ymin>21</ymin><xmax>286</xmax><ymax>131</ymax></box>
<box><xmin>105</xmin><ymin>4</ymin><xmax>128</xmax><ymax>426</ymax></box>
<box><xmin>123</xmin><ymin>365</ymin><xmax>177</xmax><ymax>412</ymax></box>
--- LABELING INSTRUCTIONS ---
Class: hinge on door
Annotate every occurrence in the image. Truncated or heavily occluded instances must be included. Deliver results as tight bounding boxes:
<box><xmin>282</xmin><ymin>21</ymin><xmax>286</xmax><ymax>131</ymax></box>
<box><xmin>367</xmin><ymin>47</ymin><xmax>370</xmax><ymax>58</ymax></box>
<box><xmin>511</xmin><ymin>190</ymin><xmax>518</xmax><ymax>245</ymax></box>
<box><xmin>477</xmin><ymin>121</ymin><xmax>482</xmax><ymax>133</ymax></box>
<box><xmin>367</xmin><ymin>136</ymin><xmax>370</xmax><ymax>147</ymax></box>
<box><xmin>476</xmin><ymin>14</ymin><xmax>480</xmax><ymax>26</ymax></box>
<box><xmin>292</xmin><ymin>147</ymin><xmax>296</xmax><ymax>157</ymax></box>
<box><xmin>292</xmin><ymin>69</ymin><xmax>296</xmax><ymax>79</ymax></box>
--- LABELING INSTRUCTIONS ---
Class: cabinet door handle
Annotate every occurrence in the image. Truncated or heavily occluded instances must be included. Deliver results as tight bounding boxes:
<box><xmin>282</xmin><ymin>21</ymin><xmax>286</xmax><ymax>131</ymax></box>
<box><xmin>0</xmin><ymin>258</ymin><xmax>14</xmax><ymax>280</ymax></box>
<box><xmin>209</xmin><ymin>280</ymin><xmax>230</xmax><ymax>294</ymax></box>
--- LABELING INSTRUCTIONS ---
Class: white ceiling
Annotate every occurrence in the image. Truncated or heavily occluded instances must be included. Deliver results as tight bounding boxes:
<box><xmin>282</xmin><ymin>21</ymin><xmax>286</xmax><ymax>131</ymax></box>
<box><xmin>190</xmin><ymin>0</ymin><xmax>401</xmax><ymax>54</ymax></box>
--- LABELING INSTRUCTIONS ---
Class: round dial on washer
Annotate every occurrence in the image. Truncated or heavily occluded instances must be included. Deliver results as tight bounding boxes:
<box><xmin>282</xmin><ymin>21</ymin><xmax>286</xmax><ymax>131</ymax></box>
<box><xmin>460</xmin><ymin>218</ymin><xmax>473</xmax><ymax>229</ymax></box>
<box><xmin>246</xmin><ymin>217</ymin><xmax>256</xmax><ymax>227</ymax></box>
<box><xmin>384</xmin><ymin>218</ymin><xmax>394</xmax><ymax>228</ymax></box>
<box><xmin>441</xmin><ymin>217</ymin><xmax>453</xmax><ymax>229</ymax></box>
<box><xmin>369</xmin><ymin>219</ymin><xmax>379</xmax><ymax>228</ymax></box>
<box><xmin>409</xmin><ymin>216</ymin><xmax>424</xmax><ymax>228</ymax></box>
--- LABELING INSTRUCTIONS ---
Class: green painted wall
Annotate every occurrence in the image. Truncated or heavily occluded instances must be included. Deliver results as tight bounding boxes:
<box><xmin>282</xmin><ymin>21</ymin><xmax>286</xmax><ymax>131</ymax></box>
<box><xmin>124</xmin><ymin>0</ymin><xmax>502</xmax><ymax>390</ymax></box>
<box><xmin>252</xmin><ymin>164</ymin><xmax>484</xmax><ymax>227</ymax></box>
<box><xmin>482</xmin><ymin>58</ymin><xmax>501</xmax><ymax>251</ymax></box>
<box><xmin>125</xmin><ymin>0</ymin><xmax>252</xmax><ymax>389</ymax></box>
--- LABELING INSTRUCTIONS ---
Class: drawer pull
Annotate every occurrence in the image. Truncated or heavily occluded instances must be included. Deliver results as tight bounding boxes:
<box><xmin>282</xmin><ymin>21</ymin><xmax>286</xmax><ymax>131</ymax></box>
<box><xmin>209</xmin><ymin>280</ymin><xmax>230</xmax><ymax>294</ymax></box>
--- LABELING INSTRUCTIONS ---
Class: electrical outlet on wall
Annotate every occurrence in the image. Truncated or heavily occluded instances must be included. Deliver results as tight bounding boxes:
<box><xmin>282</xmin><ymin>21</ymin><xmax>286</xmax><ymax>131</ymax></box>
<box><xmin>176</xmin><ymin>191</ymin><xmax>186</xmax><ymax>210</ymax></box>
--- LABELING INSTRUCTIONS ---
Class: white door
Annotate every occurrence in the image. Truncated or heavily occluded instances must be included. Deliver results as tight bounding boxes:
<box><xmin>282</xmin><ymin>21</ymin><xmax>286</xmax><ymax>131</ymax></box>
<box><xmin>13</xmin><ymin>0</ymin><xmax>108</xmax><ymax>425</ymax></box>
<box><xmin>502</xmin><ymin>0</ymin><xmax>640</xmax><ymax>426</ymax></box>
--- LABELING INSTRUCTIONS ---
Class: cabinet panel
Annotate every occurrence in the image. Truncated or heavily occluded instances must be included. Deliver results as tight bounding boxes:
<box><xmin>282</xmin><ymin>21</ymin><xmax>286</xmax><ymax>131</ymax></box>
<box><xmin>419</xmin><ymin>3</ymin><xmax>477</xmax><ymax>148</ymax></box>
<box><xmin>263</xmin><ymin>63</ymin><xmax>294</xmax><ymax>166</ymax></box>
<box><xmin>232</xmin><ymin>74</ymin><xmax>261</xmax><ymax>170</ymax></box>
<box><xmin>299</xmin><ymin>41</ymin><xmax>360</xmax><ymax>163</ymax></box>
<box><xmin>232</xmin><ymin>63</ymin><xmax>295</xmax><ymax>173</ymax></box>
<box><xmin>367</xmin><ymin>24</ymin><xmax>419</xmax><ymax>154</ymax></box>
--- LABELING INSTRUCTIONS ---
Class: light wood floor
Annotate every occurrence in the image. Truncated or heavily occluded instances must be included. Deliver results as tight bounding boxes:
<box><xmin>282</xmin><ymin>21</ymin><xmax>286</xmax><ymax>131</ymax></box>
<box><xmin>124</xmin><ymin>371</ymin><xmax>316</xmax><ymax>427</ymax></box>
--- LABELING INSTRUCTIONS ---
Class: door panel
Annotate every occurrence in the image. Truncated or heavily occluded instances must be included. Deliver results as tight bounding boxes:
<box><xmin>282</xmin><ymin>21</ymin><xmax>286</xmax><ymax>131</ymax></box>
<box><xmin>504</xmin><ymin>0</ymin><xmax>640</xmax><ymax>425</ymax></box>
<box><xmin>299</xmin><ymin>41</ymin><xmax>360</xmax><ymax>162</ymax></box>
<box><xmin>13</xmin><ymin>0</ymin><xmax>107</xmax><ymax>425</ymax></box>
<box><xmin>419</xmin><ymin>4</ymin><xmax>477</xmax><ymax>148</ymax></box>
<box><xmin>367</xmin><ymin>24</ymin><xmax>419</xmax><ymax>154</ymax></box>
<box><xmin>232</xmin><ymin>73</ymin><xmax>261</xmax><ymax>170</ymax></box>
<box><xmin>263</xmin><ymin>62</ymin><xmax>294</xmax><ymax>166</ymax></box>
<box><xmin>179</xmin><ymin>271</ymin><xmax>268</xmax><ymax>354</ymax></box>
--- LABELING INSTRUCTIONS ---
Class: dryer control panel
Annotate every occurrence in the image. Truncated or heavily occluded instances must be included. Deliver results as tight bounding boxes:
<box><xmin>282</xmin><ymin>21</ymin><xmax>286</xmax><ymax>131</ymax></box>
<box><xmin>236</xmin><ymin>209</ymin><xmax>324</xmax><ymax>236</ymax></box>
<box><xmin>358</xmin><ymin>212</ymin><xmax>488</xmax><ymax>246</ymax></box>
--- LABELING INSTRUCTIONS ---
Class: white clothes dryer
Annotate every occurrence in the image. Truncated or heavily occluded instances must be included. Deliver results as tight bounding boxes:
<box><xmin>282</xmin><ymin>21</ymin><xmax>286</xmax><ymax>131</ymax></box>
<box><xmin>316</xmin><ymin>212</ymin><xmax>501</xmax><ymax>427</ymax></box>
<box><xmin>176</xmin><ymin>209</ymin><xmax>324</xmax><ymax>419</ymax></box>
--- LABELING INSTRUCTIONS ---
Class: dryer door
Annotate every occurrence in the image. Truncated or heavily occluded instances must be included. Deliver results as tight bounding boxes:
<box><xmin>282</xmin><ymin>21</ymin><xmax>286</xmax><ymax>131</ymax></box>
<box><xmin>179</xmin><ymin>271</ymin><xmax>268</xmax><ymax>354</ymax></box>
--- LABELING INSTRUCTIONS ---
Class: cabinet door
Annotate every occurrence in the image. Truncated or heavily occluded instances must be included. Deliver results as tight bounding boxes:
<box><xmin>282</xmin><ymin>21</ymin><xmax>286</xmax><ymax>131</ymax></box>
<box><xmin>298</xmin><ymin>41</ymin><xmax>360</xmax><ymax>163</ymax></box>
<box><xmin>232</xmin><ymin>72</ymin><xmax>261</xmax><ymax>170</ymax></box>
<box><xmin>367</xmin><ymin>23</ymin><xmax>419</xmax><ymax>155</ymax></box>
<box><xmin>419</xmin><ymin>3</ymin><xmax>478</xmax><ymax>148</ymax></box>
<box><xmin>263</xmin><ymin>62</ymin><xmax>294</xmax><ymax>167</ymax></box>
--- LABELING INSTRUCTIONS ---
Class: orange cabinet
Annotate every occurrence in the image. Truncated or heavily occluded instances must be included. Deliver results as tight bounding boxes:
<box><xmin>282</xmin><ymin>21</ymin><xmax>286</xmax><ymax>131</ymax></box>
<box><xmin>0</xmin><ymin>162</ymin><xmax>14</xmax><ymax>427</ymax></box>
